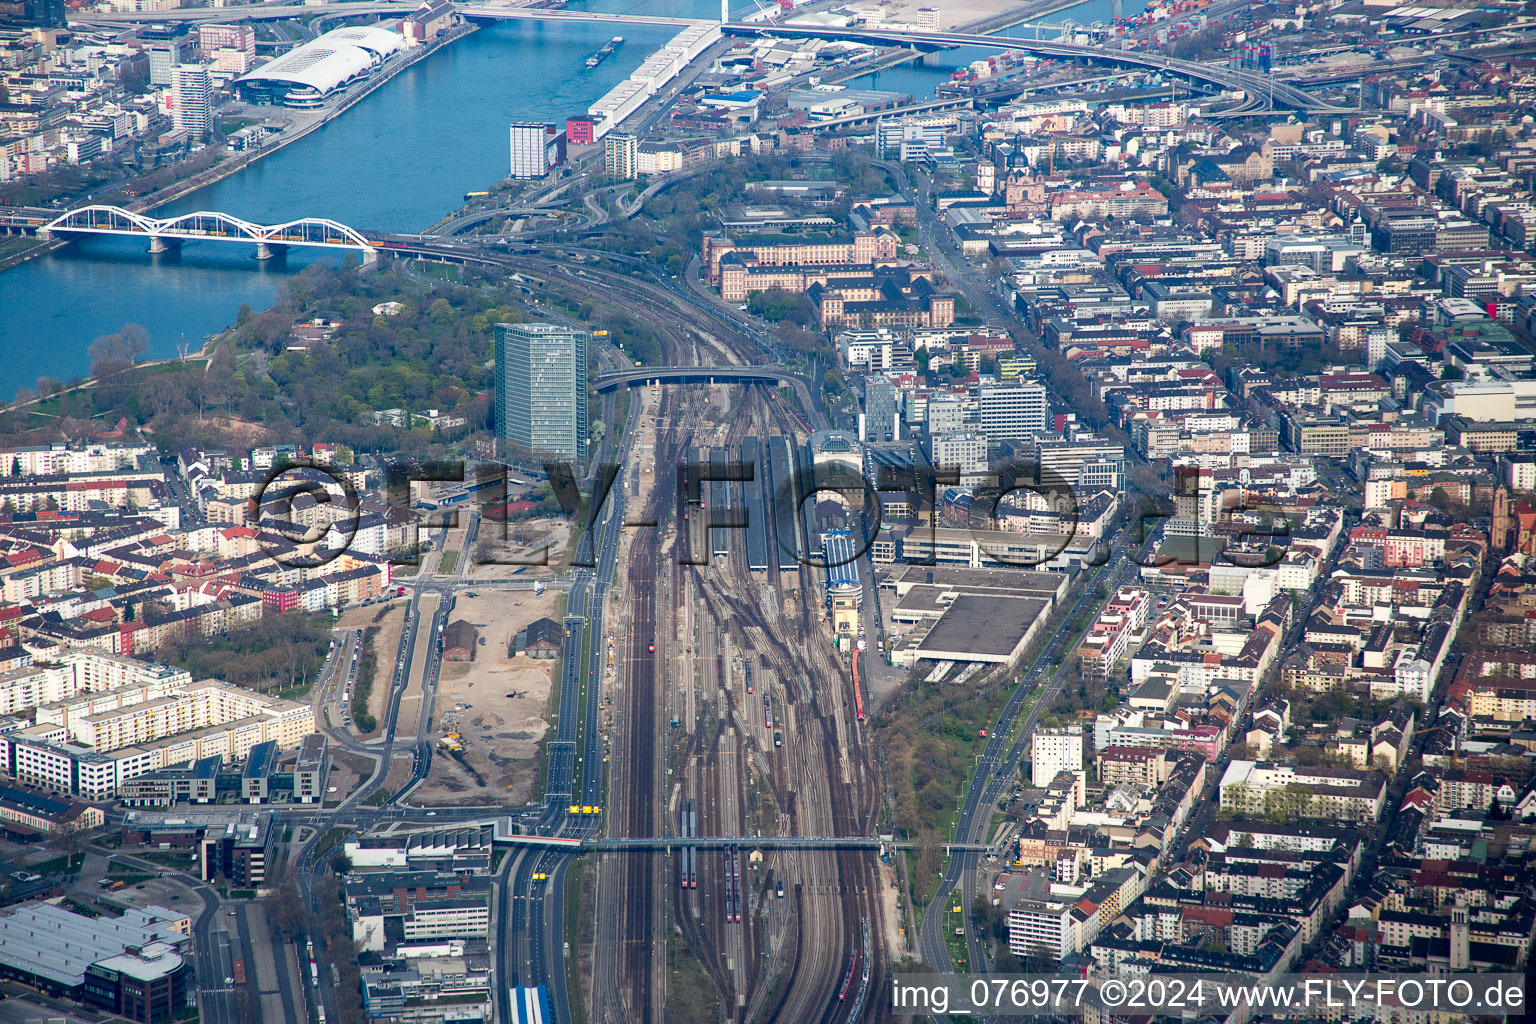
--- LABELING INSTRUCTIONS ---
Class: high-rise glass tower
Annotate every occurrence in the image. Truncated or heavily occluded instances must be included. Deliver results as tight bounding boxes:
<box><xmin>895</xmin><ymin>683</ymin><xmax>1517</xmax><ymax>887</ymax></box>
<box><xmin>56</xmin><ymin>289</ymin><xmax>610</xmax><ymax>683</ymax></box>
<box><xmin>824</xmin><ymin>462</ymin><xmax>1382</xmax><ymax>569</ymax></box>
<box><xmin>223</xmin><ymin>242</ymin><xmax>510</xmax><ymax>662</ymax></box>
<box><xmin>495</xmin><ymin>323</ymin><xmax>589</xmax><ymax>460</ymax></box>
<box><xmin>172</xmin><ymin>65</ymin><xmax>212</xmax><ymax>137</ymax></box>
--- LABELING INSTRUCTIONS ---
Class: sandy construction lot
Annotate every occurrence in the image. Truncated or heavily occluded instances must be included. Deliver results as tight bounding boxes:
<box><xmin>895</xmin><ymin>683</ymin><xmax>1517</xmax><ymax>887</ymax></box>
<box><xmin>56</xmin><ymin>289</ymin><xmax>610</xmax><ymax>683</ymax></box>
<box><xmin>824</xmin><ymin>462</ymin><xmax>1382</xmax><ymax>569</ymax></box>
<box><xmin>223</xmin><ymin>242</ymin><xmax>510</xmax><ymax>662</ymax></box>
<box><xmin>413</xmin><ymin>589</ymin><xmax>563</xmax><ymax>805</ymax></box>
<box><xmin>469</xmin><ymin>520</ymin><xmax>572</xmax><ymax>577</ymax></box>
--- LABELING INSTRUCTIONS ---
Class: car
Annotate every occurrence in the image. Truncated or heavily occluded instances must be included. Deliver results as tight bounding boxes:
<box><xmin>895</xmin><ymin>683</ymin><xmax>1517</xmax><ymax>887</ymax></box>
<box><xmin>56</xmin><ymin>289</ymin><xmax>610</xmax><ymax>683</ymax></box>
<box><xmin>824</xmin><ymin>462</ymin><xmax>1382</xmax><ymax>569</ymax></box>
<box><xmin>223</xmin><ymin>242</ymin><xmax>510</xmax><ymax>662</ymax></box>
<box><xmin>648</xmin><ymin>643</ymin><xmax>655</xmax><ymax>652</ymax></box>
<box><xmin>225</xmin><ymin>977</ymin><xmax>235</xmax><ymax>985</ymax></box>
<box><xmin>227</xmin><ymin>909</ymin><xmax>237</xmax><ymax>916</ymax></box>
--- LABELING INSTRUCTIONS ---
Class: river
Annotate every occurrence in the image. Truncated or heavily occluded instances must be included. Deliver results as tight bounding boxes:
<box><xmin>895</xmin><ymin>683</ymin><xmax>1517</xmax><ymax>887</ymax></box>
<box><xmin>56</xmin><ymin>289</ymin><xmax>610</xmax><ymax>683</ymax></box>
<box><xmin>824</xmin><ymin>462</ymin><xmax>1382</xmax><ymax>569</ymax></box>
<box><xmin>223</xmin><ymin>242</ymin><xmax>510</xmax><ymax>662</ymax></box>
<box><xmin>2</xmin><ymin>0</ymin><xmax>1128</xmax><ymax>398</ymax></box>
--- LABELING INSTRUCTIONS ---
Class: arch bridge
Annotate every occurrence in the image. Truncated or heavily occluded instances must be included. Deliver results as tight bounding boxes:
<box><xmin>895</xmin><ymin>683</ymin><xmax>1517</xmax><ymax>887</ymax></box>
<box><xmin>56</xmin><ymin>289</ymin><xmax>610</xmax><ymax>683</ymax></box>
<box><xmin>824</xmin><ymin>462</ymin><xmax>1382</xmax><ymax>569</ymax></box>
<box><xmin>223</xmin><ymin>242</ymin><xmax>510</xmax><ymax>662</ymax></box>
<box><xmin>42</xmin><ymin>205</ymin><xmax>378</xmax><ymax>261</ymax></box>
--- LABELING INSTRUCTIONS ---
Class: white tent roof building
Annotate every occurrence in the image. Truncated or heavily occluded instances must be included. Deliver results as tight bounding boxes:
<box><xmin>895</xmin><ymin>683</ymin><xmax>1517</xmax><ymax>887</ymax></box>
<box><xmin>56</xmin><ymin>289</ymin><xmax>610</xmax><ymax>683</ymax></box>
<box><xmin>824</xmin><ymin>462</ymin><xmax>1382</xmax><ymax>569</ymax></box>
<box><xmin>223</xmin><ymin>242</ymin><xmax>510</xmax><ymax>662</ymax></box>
<box><xmin>236</xmin><ymin>25</ymin><xmax>404</xmax><ymax>107</ymax></box>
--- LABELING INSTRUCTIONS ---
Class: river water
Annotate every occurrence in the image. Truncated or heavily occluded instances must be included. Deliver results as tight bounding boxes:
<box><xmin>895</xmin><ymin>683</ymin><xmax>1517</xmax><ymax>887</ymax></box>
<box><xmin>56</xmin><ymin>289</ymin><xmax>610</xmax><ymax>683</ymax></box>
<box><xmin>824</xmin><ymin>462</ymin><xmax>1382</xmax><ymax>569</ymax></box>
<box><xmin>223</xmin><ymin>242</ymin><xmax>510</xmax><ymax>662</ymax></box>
<box><xmin>2</xmin><ymin>0</ymin><xmax>1124</xmax><ymax>398</ymax></box>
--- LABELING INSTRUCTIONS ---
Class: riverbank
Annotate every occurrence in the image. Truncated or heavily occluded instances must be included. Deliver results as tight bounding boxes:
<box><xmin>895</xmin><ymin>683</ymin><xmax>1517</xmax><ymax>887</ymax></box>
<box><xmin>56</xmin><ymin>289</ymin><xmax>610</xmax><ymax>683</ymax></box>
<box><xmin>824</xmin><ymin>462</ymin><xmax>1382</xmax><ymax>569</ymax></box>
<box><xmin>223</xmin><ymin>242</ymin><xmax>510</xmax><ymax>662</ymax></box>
<box><xmin>139</xmin><ymin>21</ymin><xmax>481</xmax><ymax>220</ymax></box>
<box><xmin>0</xmin><ymin>19</ymin><xmax>480</xmax><ymax>275</ymax></box>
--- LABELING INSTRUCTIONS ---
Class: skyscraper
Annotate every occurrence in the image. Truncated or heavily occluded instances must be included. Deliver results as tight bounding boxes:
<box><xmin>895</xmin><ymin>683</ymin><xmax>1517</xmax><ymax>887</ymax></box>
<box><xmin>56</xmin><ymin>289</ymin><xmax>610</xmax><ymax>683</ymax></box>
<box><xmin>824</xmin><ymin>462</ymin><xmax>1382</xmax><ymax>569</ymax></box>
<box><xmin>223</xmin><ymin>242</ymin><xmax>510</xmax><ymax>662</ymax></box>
<box><xmin>171</xmin><ymin>65</ymin><xmax>212</xmax><ymax>137</ymax></box>
<box><xmin>495</xmin><ymin>323</ymin><xmax>589</xmax><ymax>461</ymax></box>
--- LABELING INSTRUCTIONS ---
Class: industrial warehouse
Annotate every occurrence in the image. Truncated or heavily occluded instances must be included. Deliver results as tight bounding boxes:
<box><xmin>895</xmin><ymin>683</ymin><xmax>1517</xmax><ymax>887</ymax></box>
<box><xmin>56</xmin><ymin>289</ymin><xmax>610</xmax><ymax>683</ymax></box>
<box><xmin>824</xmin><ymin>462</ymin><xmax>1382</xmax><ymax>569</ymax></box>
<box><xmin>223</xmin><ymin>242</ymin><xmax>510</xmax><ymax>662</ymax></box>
<box><xmin>0</xmin><ymin>903</ymin><xmax>191</xmax><ymax>1022</ymax></box>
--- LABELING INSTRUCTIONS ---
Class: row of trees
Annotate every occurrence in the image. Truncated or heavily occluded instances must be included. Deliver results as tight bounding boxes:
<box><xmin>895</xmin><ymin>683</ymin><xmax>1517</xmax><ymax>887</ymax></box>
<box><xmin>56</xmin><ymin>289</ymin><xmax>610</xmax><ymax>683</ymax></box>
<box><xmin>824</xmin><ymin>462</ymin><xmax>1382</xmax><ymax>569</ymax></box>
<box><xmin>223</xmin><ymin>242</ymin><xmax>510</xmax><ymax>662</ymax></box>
<box><xmin>265</xmin><ymin>864</ymin><xmax>370</xmax><ymax>1024</ymax></box>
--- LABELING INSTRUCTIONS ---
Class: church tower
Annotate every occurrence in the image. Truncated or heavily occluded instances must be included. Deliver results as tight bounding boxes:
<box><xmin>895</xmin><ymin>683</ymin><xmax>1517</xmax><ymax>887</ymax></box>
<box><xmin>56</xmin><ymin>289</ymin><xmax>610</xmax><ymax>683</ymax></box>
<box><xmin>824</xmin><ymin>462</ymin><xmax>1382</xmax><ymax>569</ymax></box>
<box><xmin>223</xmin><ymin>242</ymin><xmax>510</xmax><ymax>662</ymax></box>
<box><xmin>1492</xmin><ymin>485</ymin><xmax>1511</xmax><ymax>553</ymax></box>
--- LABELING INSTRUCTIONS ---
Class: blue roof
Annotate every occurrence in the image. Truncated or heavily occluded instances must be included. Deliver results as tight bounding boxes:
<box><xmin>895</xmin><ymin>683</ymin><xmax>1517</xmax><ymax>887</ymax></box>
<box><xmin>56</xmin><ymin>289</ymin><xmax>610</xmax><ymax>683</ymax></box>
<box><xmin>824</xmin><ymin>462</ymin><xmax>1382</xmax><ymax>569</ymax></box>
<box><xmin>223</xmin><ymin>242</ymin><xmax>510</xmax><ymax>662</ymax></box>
<box><xmin>822</xmin><ymin>530</ymin><xmax>859</xmax><ymax>589</ymax></box>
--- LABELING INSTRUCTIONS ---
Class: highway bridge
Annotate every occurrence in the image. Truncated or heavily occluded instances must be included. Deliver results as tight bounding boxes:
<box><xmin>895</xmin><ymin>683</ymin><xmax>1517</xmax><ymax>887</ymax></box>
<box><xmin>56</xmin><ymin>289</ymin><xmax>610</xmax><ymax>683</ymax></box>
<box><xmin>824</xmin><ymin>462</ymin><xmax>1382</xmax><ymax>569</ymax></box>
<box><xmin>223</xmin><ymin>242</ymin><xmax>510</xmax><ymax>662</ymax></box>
<box><xmin>64</xmin><ymin>2</ymin><xmax>1345</xmax><ymax>112</ymax></box>
<box><xmin>739</xmin><ymin>22</ymin><xmax>1351</xmax><ymax>112</ymax></box>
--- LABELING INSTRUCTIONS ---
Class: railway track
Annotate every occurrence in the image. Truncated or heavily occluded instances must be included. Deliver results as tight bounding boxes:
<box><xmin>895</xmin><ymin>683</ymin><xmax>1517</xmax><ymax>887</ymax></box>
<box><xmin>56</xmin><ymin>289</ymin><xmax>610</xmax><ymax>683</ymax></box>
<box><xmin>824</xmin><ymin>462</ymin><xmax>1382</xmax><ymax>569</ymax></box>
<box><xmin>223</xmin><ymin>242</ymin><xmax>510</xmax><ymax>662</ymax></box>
<box><xmin>667</xmin><ymin>389</ymin><xmax>887</xmax><ymax>1024</ymax></box>
<box><xmin>568</xmin><ymin>244</ymin><xmax>883</xmax><ymax>1021</ymax></box>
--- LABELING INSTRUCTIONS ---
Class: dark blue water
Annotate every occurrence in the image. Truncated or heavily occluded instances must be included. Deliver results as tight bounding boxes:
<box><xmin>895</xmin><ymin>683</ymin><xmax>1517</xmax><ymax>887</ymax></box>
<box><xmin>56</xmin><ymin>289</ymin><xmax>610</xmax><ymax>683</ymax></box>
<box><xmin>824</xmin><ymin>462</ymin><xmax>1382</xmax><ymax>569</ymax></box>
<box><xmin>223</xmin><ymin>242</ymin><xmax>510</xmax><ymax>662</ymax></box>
<box><xmin>1</xmin><ymin>0</ymin><xmax>1130</xmax><ymax>398</ymax></box>
<box><xmin>1</xmin><ymin>5</ymin><xmax>703</xmax><ymax>398</ymax></box>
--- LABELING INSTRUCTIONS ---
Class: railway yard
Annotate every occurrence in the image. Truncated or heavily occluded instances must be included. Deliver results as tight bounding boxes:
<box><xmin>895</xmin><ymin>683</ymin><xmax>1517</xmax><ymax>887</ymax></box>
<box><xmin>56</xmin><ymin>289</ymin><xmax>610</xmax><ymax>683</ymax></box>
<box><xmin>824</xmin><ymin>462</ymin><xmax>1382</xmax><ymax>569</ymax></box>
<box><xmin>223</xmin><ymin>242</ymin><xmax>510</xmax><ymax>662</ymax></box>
<box><xmin>498</xmin><ymin>239</ymin><xmax>888</xmax><ymax>1022</ymax></box>
<box><xmin>595</xmin><ymin>377</ymin><xmax>884</xmax><ymax>1024</ymax></box>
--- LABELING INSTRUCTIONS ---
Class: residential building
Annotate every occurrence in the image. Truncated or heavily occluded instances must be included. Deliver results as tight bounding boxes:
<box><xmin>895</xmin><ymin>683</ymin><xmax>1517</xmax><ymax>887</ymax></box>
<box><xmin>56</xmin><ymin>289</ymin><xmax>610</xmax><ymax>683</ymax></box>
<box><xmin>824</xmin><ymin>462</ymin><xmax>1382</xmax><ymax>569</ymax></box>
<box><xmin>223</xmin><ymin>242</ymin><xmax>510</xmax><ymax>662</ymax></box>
<box><xmin>1031</xmin><ymin>727</ymin><xmax>1083</xmax><ymax>787</ymax></box>
<box><xmin>508</xmin><ymin>121</ymin><xmax>564</xmax><ymax>179</ymax></box>
<box><xmin>604</xmin><ymin>132</ymin><xmax>637</xmax><ymax>180</ymax></box>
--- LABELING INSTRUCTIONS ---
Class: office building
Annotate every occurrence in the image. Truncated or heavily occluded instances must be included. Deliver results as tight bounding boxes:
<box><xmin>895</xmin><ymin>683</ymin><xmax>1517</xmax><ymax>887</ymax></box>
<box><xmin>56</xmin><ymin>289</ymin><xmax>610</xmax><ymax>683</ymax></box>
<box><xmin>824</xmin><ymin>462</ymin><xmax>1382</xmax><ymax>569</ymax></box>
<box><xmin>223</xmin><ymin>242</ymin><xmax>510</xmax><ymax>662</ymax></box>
<box><xmin>197</xmin><ymin>23</ymin><xmax>255</xmax><ymax>58</ymax></box>
<box><xmin>605</xmin><ymin>132</ymin><xmax>637</xmax><ymax>180</ymax></box>
<box><xmin>144</xmin><ymin>34</ymin><xmax>184</xmax><ymax>87</ymax></box>
<box><xmin>979</xmin><ymin>382</ymin><xmax>1048</xmax><ymax>439</ymax></box>
<box><xmin>508</xmin><ymin>121</ymin><xmax>565</xmax><ymax>179</ymax></box>
<box><xmin>201</xmin><ymin>815</ymin><xmax>277</xmax><ymax>885</ymax></box>
<box><xmin>1031</xmin><ymin>726</ymin><xmax>1083</xmax><ymax>787</ymax></box>
<box><xmin>0</xmin><ymin>902</ymin><xmax>190</xmax><ymax>1022</ymax></box>
<box><xmin>929</xmin><ymin>432</ymin><xmax>989</xmax><ymax>482</ymax></box>
<box><xmin>15</xmin><ymin>0</ymin><xmax>64</xmax><ymax>27</ymax></box>
<box><xmin>171</xmin><ymin>65</ymin><xmax>212</xmax><ymax>136</ymax></box>
<box><xmin>861</xmin><ymin>378</ymin><xmax>898</xmax><ymax>442</ymax></box>
<box><xmin>925</xmin><ymin>395</ymin><xmax>966</xmax><ymax>436</ymax></box>
<box><xmin>494</xmin><ymin>323</ymin><xmax>589</xmax><ymax>460</ymax></box>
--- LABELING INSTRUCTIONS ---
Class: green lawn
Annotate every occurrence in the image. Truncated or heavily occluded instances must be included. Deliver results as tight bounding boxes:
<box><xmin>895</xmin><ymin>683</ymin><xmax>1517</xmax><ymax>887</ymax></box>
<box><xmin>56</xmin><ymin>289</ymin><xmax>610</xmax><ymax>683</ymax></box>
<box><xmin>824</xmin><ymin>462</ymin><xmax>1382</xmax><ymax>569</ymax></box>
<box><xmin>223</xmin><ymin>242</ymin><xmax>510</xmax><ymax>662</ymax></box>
<box><xmin>437</xmin><ymin>549</ymin><xmax>460</xmax><ymax>575</ymax></box>
<box><xmin>27</xmin><ymin>852</ymin><xmax>84</xmax><ymax>875</ymax></box>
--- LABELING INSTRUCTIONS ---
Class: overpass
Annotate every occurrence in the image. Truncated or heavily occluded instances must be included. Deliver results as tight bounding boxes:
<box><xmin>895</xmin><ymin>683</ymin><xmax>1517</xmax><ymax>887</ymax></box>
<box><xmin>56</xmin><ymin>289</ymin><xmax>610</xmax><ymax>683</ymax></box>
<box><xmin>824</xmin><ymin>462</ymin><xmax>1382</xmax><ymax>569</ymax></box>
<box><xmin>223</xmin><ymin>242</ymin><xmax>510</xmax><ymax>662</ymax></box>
<box><xmin>499</xmin><ymin>833</ymin><xmax>998</xmax><ymax>852</ymax></box>
<box><xmin>64</xmin><ymin>2</ymin><xmax>1342</xmax><ymax>112</ymax></box>
<box><xmin>73</xmin><ymin>0</ymin><xmax>412</xmax><ymax>22</ymax></box>
<box><xmin>594</xmin><ymin>364</ymin><xmax>800</xmax><ymax>392</ymax></box>
<box><xmin>42</xmin><ymin>205</ymin><xmax>377</xmax><ymax>260</ymax></box>
<box><xmin>737</xmin><ymin>22</ymin><xmax>1352</xmax><ymax>112</ymax></box>
<box><xmin>799</xmin><ymin>95</ymin><xmax>974</xmax><ymax>131</ymax></box>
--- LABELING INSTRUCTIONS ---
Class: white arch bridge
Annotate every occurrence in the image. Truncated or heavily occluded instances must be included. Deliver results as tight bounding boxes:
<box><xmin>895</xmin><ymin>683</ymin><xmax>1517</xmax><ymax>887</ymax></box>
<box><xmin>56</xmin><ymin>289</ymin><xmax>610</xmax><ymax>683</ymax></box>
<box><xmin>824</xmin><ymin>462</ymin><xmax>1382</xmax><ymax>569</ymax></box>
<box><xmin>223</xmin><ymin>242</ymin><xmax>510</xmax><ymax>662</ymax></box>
<box><xmin>41</xmin><ymin>205</ymin><xmax>378</xmax><ymax>261</ymax></box>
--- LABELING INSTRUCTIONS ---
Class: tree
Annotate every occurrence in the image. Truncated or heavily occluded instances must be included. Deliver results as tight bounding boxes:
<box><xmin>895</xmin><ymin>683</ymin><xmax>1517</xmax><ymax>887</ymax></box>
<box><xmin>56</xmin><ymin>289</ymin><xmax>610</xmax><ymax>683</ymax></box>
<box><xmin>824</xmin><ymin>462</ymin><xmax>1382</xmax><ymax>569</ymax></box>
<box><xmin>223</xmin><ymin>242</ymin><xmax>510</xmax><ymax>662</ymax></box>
<box><xmin>265</xmin><ymin>877</ymin><xmax>311</xmax><ymax>940</ymax></box>
<box><xmin>47</xmin><ymin>817</ymin><xmax>86</xmax><ymax>868</ymax></box>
